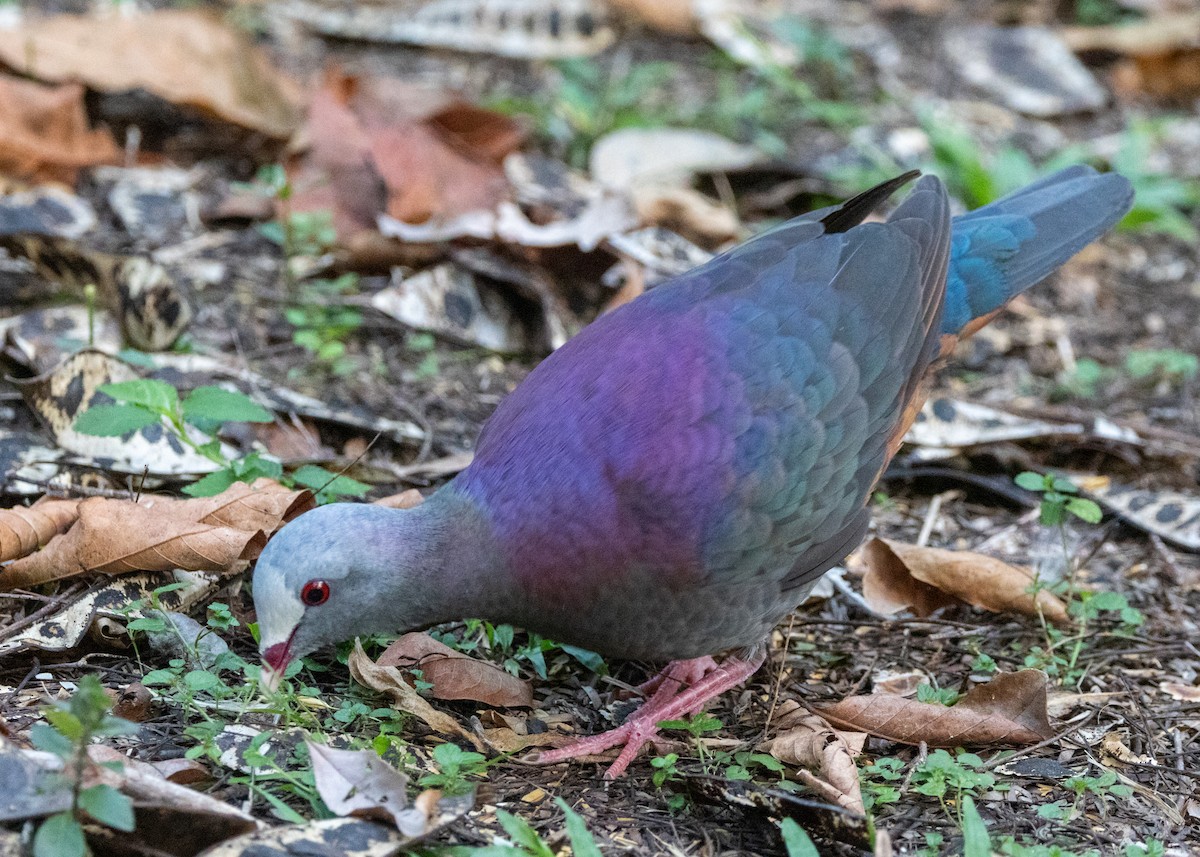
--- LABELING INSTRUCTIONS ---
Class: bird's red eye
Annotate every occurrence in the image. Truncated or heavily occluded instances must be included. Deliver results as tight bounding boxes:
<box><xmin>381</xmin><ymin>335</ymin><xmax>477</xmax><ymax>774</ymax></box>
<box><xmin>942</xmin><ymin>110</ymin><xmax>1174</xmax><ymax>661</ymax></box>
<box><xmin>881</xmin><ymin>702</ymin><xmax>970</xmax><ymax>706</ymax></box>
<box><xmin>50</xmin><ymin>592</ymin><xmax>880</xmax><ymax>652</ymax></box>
<box><xmin>300</xmin><ymin>580</ymin><xmax>331</xmax><ymax>606</ymax></box>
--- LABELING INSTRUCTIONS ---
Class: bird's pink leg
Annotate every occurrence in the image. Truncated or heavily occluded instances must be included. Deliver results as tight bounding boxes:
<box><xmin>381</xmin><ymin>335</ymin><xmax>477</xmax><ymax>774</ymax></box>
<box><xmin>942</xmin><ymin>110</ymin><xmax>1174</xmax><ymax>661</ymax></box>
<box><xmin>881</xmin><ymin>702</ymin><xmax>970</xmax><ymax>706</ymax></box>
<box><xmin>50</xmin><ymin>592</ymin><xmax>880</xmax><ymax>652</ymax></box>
<box><xmin>535</xmin><ymin>649</ymin><xmax>767</xmax><ymax>779</ymax></box>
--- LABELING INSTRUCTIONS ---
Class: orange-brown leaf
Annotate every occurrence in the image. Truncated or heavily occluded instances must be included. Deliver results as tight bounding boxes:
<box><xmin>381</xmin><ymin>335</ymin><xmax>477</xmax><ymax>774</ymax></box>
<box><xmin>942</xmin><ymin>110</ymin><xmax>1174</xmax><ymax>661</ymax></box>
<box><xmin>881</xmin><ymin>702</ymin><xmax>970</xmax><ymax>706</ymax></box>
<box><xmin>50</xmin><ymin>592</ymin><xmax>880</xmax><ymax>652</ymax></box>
<box><xmin>818</xmin><ymin>670</ymin><xmax>1055</xmax><ymax>747</ymax></box>
<box><xmin>0</xmin><ymin>77</ymin><xmax>120</xmax><ymax>183</ymax></box>
<box><xmin>0</xmin><ymin>498</ymin><xmax>80</xmax><ymax>563</ymax></box>
<box><xmin>378</xmin><ymin>632</ymin><xmax>532</xmax><ymax>708</ymax></box>
<box><xmin>860</xmin><ymin>538</ymin><xmax>1069</xmax><ymax>625</ymax></box>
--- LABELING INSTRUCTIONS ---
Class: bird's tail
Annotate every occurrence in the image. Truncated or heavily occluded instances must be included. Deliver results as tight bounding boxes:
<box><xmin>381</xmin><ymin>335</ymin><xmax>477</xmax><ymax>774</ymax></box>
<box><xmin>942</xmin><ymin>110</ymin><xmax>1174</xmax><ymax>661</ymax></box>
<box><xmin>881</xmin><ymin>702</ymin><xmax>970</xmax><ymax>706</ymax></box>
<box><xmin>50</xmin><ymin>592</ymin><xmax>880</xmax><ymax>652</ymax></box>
<box><xmin>941</xmin><ymin>165</ymin><xmax>1134</xmax><ymax>337</ymax></box>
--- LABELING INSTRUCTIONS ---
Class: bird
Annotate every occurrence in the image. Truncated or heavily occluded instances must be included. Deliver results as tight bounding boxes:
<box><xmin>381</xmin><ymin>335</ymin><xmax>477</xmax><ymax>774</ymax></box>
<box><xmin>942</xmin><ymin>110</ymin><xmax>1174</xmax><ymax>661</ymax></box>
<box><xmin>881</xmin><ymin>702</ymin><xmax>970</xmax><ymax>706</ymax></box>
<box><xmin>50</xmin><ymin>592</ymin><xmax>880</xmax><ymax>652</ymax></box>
<box><xmin>252</xmin><ymin>165</ymin><xmax>1132</xmax><ymax>778</ymax></box>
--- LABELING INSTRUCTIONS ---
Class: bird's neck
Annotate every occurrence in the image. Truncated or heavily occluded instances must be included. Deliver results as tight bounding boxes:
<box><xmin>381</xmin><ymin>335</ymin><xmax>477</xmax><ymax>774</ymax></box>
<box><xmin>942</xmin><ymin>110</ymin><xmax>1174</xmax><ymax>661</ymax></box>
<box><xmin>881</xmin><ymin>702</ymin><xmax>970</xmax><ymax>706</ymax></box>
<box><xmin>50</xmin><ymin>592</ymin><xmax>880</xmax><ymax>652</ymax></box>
<box><xmin>374</xmin><ymin>484</ymin><xmax>509</xmax><ymax>630</ymax></box>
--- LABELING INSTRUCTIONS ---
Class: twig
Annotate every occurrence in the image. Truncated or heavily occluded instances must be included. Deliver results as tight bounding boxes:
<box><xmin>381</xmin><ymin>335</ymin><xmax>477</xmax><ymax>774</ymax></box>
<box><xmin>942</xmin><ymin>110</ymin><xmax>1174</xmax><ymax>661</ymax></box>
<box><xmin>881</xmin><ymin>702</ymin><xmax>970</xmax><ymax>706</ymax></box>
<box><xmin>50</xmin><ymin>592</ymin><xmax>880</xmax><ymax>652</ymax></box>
<box><xmin>979</xmin><ymin>710</ymin><xmax>1095</xmax><ymax>771</ymax></box>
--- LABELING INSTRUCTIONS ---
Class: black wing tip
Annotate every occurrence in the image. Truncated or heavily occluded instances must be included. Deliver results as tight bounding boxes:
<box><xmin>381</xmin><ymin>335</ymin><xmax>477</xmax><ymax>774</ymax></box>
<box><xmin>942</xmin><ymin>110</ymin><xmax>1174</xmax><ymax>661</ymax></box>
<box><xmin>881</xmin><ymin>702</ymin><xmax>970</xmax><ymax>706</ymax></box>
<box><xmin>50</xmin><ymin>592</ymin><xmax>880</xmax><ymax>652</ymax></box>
<box><xmin>820</xmin><ymin>169</ymin><xmax>924</xmax><ymax>234</ymax></box>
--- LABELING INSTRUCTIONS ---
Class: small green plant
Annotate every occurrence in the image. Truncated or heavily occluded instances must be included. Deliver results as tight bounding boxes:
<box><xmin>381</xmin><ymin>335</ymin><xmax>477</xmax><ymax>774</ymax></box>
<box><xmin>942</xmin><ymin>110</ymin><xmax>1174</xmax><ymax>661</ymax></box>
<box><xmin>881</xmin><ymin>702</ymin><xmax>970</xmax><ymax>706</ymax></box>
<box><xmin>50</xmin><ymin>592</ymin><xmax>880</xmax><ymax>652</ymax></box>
<box><xmin>30</xmin><ymin>675</ymin><xmax>138</xmax><ymax>857</ymax></box>
<box><xmin>443</xmin><ymin>799</ymin><xmax>602</xmax><ymax>857</ymax></box>
<box><xmin>915</xmin><ymin>683</ymin><xmax>960</xmax><ymax>706</ymax></box>
<box><xmin>1053</xmin><ymin>357</ymin><xmax>1114</xmax><ymax>401</ymax></box>
<box><xmin>649</xmin><ymin>752</ymin><xmax>687</xmax><ymax>811</ymax></box>
<box><xmin>74</xmin><ymin>377</ymin><xmax>370</xmax><ymax>501</ymax></box>
<box><xmin>1014</xmin><ymin>472</ymin><xmax>1102</xmax><ymax>528</ymax></box>
<box><xmin>1124</xmin><ymin>348</ymin><xmax>1198</xmax><ymax>387</ymax></box>
<box><xmin>910</xmin><ymin>750</ymin><xmax>997</xmax><ymax>816</ymax></box>
<box><xmin>861</xmin><ymin>755</ymin><xmax>904</xmax><ymax>809</ymax></box>
<box><xmin>285</xmin><ymin>273</ymin><xmax>364</xmax><ymax>376</ymax></box>
<box><xmin>417</xmin><ymin>743</ymin><xmax>489</xmax><ymax>796</ymax></box>
<box><xmin>1110</xmin><ymin>119</ymin><xmax>1200</xmax><ymax>241</ymax></box>
<box><xmin>659</xmin><ymin>712</ymin><xmax>724</xmax><ymax>776</ymax></box>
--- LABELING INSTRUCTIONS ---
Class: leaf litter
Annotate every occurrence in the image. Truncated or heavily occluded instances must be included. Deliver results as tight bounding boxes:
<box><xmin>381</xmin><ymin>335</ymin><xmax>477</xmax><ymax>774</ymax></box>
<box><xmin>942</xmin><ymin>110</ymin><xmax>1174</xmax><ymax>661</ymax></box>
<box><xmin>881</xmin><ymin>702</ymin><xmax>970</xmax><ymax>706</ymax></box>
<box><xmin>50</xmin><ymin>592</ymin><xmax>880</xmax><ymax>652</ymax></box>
<box><xmin>0</xmin><ymin>1</ymin><xmax>1196</xmax><ymax>854</ymax></box>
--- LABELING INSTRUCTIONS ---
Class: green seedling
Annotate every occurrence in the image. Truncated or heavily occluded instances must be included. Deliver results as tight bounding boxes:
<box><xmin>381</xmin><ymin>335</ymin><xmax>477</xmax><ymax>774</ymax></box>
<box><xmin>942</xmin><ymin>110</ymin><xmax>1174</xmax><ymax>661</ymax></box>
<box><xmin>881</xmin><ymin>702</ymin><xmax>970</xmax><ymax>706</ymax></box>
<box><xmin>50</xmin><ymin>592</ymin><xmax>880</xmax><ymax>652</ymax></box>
<box><xmin>915</xmin><ymin>683</ymin><xmax>960</xmax><ymax>706</ymax></box>
<box><xmin>285</xmin><ymin>273</ymin><xmax>363</xmax><ymax>377</ymax></box>
<box><xmin>1014</xmin><ymin>472</ymin><xmax>1102</xmax><ymax>529</ymax></box>
<box><xmin>910</xmin><ymin>750</ymin><xmax>997</xmax><ymax>817</ymax></box>
<box><xmin>30</xmin><ymin>675</ymin><xmax>138</xmax><ymax>857</ymax></box>
<box><xmin>442</xmin><ymin>798</ymin><xmax>602</xmax><ymax>857</ymax></box>
<box><xmin>1124</xmin><ymin>348</ymin><xmax>1198</xmax><ymax>387</ymax></box>
<box><xmin>417</xmin><ymin>743</ymin><xmax>490</xmax><ymax>796</ymax></box>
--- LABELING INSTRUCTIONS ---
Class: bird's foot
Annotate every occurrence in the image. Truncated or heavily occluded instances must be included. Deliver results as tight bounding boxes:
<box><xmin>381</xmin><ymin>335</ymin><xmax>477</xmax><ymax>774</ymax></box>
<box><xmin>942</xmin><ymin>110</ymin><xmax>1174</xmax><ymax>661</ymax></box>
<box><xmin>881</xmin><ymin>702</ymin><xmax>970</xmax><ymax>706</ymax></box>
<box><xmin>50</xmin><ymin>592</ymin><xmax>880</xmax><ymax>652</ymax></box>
<box><xmin>534</xmin><ymin>649</ymin><xmax>767</xmax><ymax>779</ymax></box>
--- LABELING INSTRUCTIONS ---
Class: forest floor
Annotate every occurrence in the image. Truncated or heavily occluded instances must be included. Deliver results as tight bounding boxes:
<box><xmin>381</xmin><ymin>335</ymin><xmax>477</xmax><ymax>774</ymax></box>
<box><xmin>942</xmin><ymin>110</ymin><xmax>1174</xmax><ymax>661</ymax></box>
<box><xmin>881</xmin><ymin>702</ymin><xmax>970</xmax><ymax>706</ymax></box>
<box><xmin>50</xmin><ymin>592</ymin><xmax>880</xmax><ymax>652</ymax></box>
<box><xmin>0</xmin><ymin>1</ymin><xmax>1198</xmax><ymax>855</ymax></box>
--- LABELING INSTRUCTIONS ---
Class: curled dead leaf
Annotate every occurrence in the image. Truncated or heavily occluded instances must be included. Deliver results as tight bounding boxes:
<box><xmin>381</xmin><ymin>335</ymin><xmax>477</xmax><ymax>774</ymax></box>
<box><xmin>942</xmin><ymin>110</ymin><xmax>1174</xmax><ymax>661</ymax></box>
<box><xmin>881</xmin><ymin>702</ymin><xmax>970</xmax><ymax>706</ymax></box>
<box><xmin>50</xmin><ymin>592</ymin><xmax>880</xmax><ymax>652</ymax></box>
<box><xmin>378</xmin><ymin>632</ymin><xmax>533</xmax><ymax>708</ymax></box>
<box><xmin>347</xmin><ymin>640</ymin><xmax>484</xmax><ymax>751</ymax></box>
<box><xmin>759</xmin><ymin>701</ymin><xmax>866</xmax><ymax>814</ymax></box>
<box><xmin>818</xmin><ymin>670</ymin><xmax>1055</xmax><ymax>748</ymax></box>
<box><xmin>859</xmin><ymin>538</ymin><xmax>1069</xmax><ymax>625</ymax></box>
<box><xmin>1</xmin><ymin>479</ymin><xmax>310</xmax><ymax>589</ymax></box>
<box><xmin>0</xmin><ymin>498</ymin><xmax>80</xmax><ymax>563</ymax></box>
<box><xmin>374</xmin><ymin>489</ymin><xmax>426</xmax><ymax>510</ymax></box>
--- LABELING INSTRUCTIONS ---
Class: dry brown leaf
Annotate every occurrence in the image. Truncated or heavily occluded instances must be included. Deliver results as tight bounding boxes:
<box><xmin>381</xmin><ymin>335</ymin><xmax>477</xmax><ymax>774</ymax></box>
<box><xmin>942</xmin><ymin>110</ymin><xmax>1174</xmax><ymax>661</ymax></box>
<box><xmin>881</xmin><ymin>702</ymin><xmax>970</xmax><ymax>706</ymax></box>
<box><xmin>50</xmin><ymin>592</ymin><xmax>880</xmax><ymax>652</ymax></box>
<box><xmin>818</xmin><ymin>670</ymin><xmax>1055</xmax><ymax>748</ymax></box>
<box><xmin>347</xmin><ymin>640</ymin><xmax>484</xmax><ymax>751</ymax></box>
<box><xmin>759</xmin><ymin>701</ymin><xmax>866</xmax><ymax>814</ymax></box>
<box><xmin>860</xmin><ymin>538</ymin><xmax>1069</xmax><ymax>625</ymax></box>
<box><xmin>374</xmin><ymin>490</ymin><xmax>425</xmax><ymax>510</ymax></box>
<box><xmin>289</xmin><ymin>69</ymin><xmax>519</xmax><ymax>240</ymax></box>
<box><xmin>0</xmin><ymin>497</ymin><xmax>80</xmax><ymax>563</ymax></box>
<box><xmin>0</xmin><ymin>77</ymin><xmax>120</xmax><ymax>183</ymax></box>
<box><xmin>0</xmin><ymin>479</ymin><xmax>307</xmax><ymax>589</ymax></box>
<box><xmin>378</xmin><ymin>632</ymin><xmax>532</xmax><ymax>708</ymax></box>
<box><xmin>0</xmin><ymin>9</ymin><xmax>301</xmax><ymax>138</ymax></box>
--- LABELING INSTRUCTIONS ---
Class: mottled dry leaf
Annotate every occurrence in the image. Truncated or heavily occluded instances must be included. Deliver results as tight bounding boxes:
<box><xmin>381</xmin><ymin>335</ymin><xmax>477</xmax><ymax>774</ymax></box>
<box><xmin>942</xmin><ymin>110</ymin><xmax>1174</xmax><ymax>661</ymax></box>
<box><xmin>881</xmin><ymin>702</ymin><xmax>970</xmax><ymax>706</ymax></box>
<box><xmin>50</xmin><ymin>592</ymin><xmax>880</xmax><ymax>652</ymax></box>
<box><xmin>0</xmin><ymin>77</ymin><xmax>120</xmax><ymax>183</ymax></box>
<box><xmin>860</xmin><ymin>538</ymin><xmax>1069</xmax><ymax>625</ymax></box>
<box><xmin>759</xmin><ymin>701</ymin><xmax>865</xmax><ymax>814</ymax></box>
<box><xmin>0</xmin><ymin>9</ymin><xmax>301</xmax><ymax>138</ymax></box>
<box><xmin>347</xmin><ymin>640</ymin><xmax>484</xmax><ymax>751</ymax></box>
<box><xmin>0</xmin><ymin>498</ymin><xmax>80</xmax><ymax>562</ymax></box>
<box><xmin>378</xmin><ymin>632</ymin><xmax>532</xmax><ymax>708</ymax></box>
<box><xmin>818</xmin><ymin>670</ymin><xmax>1055</xmax><ymax>747</ymax></box>
<box><xmin>0</xmin><ymin>480</ymin><xmax>306</xmax><ymax>589</ymax></box>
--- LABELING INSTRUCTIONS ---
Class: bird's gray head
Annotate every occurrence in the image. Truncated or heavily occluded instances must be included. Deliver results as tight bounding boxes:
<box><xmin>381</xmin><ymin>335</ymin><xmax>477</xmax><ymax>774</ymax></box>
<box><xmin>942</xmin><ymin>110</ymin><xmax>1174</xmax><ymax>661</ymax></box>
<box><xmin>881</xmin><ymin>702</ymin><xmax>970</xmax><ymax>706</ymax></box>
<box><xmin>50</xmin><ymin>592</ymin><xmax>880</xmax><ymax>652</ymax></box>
<box><xmin>252</xmin><ymin>491</ymin><xmax>500</xmax><ymax>688</ymax></box>
<box><xmin>252</xmin><ymin>503</ymin><xmax>424</xmax><ymax>686</ymax></box>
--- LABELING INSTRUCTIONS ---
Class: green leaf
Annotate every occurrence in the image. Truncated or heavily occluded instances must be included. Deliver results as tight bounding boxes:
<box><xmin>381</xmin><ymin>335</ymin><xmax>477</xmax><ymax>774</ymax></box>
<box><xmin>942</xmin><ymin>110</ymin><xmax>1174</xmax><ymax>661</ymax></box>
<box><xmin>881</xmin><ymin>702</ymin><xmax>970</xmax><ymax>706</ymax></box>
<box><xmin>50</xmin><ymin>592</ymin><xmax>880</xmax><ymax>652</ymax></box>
<box><xmin>74</xmin><ymin>404</ymin><xmax>161</xmax><ymax>436</ymax></box>
<box><xmin>1066</xmin><ymin>497</ymin><xmax>1103</xmax><ymax>524</ymax></box>
<box><xmin>181</xmin><ymin>468</ymin><xmax>239</xmax><ymax>498</ymax></box>
<box><xmin>960</xmin><ymin>795</ymin><xmax>992</xmax><ymax>857</ymax></box>
<box><xmin>30</xmin><ymin>722</ymin><xmax>73</xmax><ymax>758</ymax></box>
<box><xmin>1014</xmin><ymin>472</ymin><xmax>1045</xmax><ymax>492</ymax></box>
<box><xmin>555</xmin><ymin>798</ymin><xmax>602</xmax><ymax>857</ymax></box>
<box><xmin>290</xmin><ymin>465</ymin><xmax>371</xmax><ymax>498</ymax></box>
<box><xmin>44</xmin><ymin>709</ymin><xmax>85</xmax><ymax>742</ymax></box>
<box><xmin>99</xmin><ymin>379</ymin><xmax>179</xmax><ymax>413</ymax></box>
<box><xmin>183</xmin><ymin>670</ymin><xmax>221</xmax><ymax>691</ymax></box>
<box><xmin>79</xmin><ymin>784</ymin><xmax>135</xmax><ymax>831</ymax></box>
<box><xmin>560</xmin><ymin>644</ymin><xmax>605</xmax><ymax>672</ymax></box>
<box><xmin>780</xmin><ymin>818</ymin><xmax>820</xmax><ymax>857</ymax></box>
<box><xmin>141</xmin><ymin>669</ymin><xmax>178</xmax><ymax>686</ymax></box>
<box><xmin>34</xmin><ymin>812</ymin><xmax>86</xmax><ymax>857</ymax></box>
<box><xmin>496</xmin><ymin>810</ymin><xmax>553</xmax><ymax>857</ymax></box>
<box><xmin>182</xmin><ymin>386</ymin><xmax>273</xmax><ymax>424</ymax></box>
